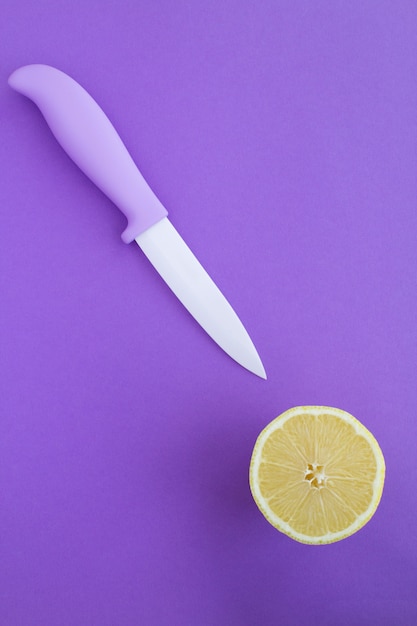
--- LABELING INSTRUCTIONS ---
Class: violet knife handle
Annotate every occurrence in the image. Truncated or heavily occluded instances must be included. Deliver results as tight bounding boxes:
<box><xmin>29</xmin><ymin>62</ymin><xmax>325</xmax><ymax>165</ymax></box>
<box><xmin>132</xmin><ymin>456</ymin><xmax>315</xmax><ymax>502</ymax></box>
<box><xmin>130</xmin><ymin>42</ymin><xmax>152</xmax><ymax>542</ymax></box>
<box><xmin>8</xmin><ymin>64</ymin><xmax>168</xmax><ymax>243</ymax></box>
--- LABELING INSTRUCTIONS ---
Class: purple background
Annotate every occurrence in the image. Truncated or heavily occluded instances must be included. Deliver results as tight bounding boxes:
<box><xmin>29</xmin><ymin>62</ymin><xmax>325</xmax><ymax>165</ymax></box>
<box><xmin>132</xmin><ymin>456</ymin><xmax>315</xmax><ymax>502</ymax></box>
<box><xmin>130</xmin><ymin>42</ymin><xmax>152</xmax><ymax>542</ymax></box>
<box><xmin>1</xmin><ymin>2</ymin><xmax>417</xmax><ymax>624</ymax></box>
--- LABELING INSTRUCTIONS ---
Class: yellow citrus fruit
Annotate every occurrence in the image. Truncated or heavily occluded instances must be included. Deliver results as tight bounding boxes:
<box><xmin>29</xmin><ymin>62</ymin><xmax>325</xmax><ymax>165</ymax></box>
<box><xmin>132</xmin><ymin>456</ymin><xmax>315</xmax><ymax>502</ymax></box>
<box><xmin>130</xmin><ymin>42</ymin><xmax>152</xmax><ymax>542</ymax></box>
<box><xmin>249</xmin><ymin>406</ymin><xmax>385</xmax><ymax>544</ymax></box>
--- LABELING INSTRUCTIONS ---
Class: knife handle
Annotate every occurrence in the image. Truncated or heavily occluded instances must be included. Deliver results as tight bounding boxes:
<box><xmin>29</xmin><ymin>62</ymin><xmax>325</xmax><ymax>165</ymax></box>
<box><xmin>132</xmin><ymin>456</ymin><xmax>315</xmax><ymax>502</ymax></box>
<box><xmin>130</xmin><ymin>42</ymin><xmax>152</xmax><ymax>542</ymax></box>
<box><xmin>8</xmin><ymin>64</ymin><xmax>168</xmax><ymax>243</ymax></box>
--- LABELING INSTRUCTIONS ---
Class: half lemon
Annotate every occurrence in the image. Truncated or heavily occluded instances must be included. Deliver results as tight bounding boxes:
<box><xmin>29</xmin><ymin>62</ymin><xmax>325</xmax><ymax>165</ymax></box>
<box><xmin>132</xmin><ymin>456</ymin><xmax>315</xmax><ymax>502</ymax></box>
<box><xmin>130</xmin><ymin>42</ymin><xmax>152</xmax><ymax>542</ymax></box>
<box><xmin>249</xmin><ymin>406</ymin><xmax>385</xmax><ymax>544</ymax></box>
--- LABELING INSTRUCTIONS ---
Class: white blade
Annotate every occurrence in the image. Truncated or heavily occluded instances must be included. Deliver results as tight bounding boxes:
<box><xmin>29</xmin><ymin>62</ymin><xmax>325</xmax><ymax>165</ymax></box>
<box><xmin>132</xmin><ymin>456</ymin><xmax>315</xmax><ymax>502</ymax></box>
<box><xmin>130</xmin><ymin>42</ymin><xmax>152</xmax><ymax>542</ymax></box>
<box><xmin>135</xmin><ymin>218</ymin><xmax>266</xmax><ymax>378</ymax></box>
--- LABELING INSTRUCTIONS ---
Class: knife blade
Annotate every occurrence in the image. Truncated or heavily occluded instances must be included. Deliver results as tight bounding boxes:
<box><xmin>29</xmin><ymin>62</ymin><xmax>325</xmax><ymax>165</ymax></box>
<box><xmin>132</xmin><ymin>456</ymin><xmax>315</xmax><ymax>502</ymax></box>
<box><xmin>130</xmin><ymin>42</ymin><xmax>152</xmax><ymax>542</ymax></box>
<box><xmin>8</xmin><ymin>64</ymin><xmax>266</xmax><ymax>379</ymax></box>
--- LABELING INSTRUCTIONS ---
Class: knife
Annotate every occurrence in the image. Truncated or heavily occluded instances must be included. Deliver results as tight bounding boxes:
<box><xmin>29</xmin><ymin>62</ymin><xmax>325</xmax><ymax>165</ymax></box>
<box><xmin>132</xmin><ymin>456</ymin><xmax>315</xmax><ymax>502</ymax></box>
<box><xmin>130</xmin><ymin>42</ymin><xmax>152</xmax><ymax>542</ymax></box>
<box><xmin>8</xmin><ymin>64</ymin><xmax>266</xmax><ymax>379</ymax></box>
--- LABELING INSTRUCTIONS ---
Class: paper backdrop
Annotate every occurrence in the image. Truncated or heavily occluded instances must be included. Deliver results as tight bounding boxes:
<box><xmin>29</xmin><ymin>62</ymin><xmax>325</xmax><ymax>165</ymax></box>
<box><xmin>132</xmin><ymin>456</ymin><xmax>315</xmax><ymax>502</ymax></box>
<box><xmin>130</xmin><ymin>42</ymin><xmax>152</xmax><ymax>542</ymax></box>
<box><xmin>1</xmin><ymin>2</ymin><xmax>416</xmax><ymax>624</ymax></box>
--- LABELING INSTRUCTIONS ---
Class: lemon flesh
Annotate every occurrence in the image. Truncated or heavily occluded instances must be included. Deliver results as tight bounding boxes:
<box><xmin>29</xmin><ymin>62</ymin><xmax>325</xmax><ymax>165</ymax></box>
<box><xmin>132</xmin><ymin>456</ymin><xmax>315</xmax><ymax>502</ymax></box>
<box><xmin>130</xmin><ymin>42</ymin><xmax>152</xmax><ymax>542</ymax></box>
<box><xmin>249</xmin><ymin>406</ymin><xmax>385</xmax><ymax>544</ymax></box>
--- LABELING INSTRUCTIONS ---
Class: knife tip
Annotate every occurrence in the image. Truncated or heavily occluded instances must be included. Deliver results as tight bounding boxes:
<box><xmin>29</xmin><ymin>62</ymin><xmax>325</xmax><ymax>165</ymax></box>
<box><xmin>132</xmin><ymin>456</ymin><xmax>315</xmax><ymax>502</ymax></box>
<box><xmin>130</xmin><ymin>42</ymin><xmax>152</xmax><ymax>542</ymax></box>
<box><xmin>248</xmin><ymin>357</ymin><xmax>267</xmax><ymax>380</ymax></box>
<box><xmin>257</xmin><ymin>367</ymin><xmax>267</xmax><ymax>380</ymax></box>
